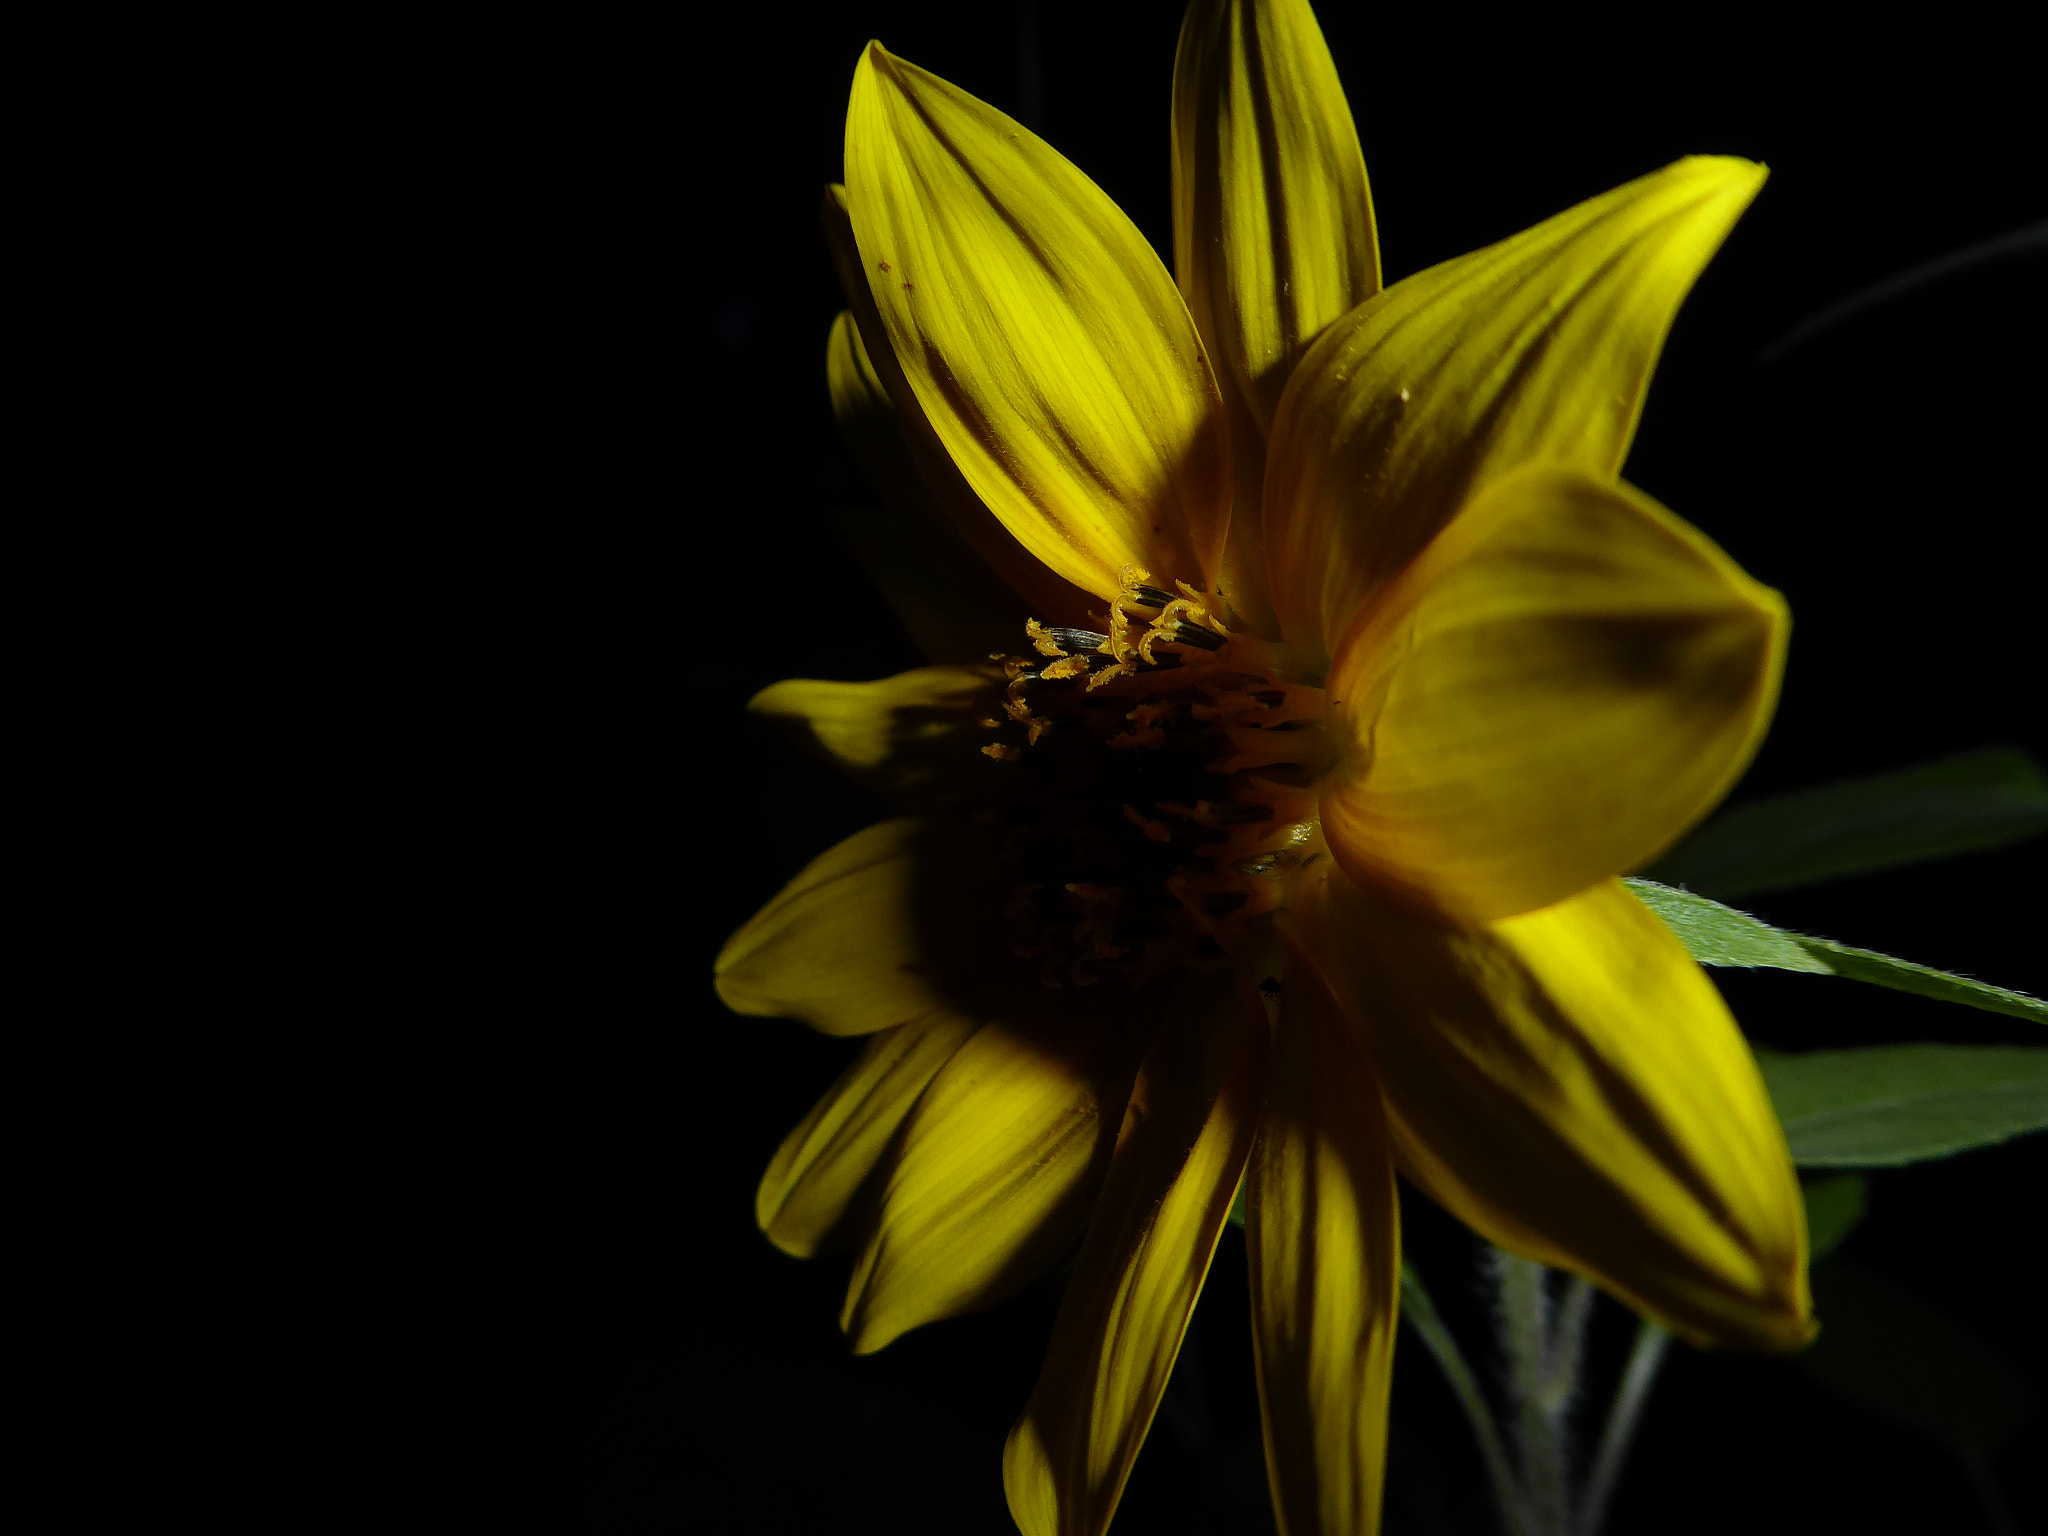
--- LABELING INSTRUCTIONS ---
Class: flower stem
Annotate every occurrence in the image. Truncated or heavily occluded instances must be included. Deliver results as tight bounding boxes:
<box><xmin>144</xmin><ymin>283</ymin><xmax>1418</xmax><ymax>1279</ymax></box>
<box><xmin>1399</xmin><ymin>1259</ymin><xmax>1530</xmax><ymax>1536</ymax></box>
<box><xmin>1578</xmin><ymin>1313</ymin><xmax>1671</xmax><ymax>1536</ymax></box>
<box><xmin>1492</xmin><ymin>1250</ymin><xmax>1571</xmax><ymax>1536</ymax></box>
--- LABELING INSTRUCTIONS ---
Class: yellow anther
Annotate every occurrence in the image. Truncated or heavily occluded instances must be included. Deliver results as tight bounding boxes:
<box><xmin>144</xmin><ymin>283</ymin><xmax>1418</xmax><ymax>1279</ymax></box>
<box><xmin>1040</xmin><ymin>655</ymin><xmax>1089</xmax><ymax>681</ymax></box>
<box><xmin>982</xmin><ymin>743</ymin><xmax>1021</xmax><ymax>762</ymax></box>
<box><xmin>1025</xmin><ymin>619</ymin><xmax>1069</xmax><ymax>658</ymax></box>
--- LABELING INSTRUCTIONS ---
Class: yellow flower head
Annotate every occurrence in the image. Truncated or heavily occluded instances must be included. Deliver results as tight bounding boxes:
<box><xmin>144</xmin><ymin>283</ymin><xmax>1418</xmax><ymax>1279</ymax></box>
<box><xmin>718</xmin><ymin>3</ymin><xmax>1811</xmax><ymax>1532</ymax></box>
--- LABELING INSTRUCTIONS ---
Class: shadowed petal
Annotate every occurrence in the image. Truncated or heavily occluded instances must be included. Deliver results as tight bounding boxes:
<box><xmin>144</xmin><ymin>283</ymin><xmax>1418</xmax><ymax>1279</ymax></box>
<box><xmin>824</xmin><ymin>188</ymin><xmax>1099</xmax><ymax>629</ymax></box>
<box><xmin>1321</xmin><ymin>464</ymin><xmax>1786</xmax><ymax>925</ymax></box>
<box><xmin>825</xmin><ymin>309</ymin><xmax>1035</xmax><ymax>661</ymax></box>
<box><xmin>842</xmin><ymin>1010</ymin><xmax>1150</xmax><ymax>1353</ymax></box>
<box><xmin>1004</xmin><ymin>980</ymin><xmax>1269</xmax><ymax>1536</ymax></box>
<box><xmin>748</xmin><ymin>666</ymin><xmax>1006</xmax><ymax>810</ymax></box>
<box><xmin>847</xmin><ymin>43</ymin><xmax>1230</xmax><ymax>603</ymax></box>
<box><xmin>1265</xmin><ymin>157</ymin><xmax>1766</xmax><ymax>670</ymax></box>
<box><xmin>757</xmin><ymin>1011</ymin><xmax>980</xmax><ymax>1258</ymax></box>
<box><xmin>716</xmin><ymin>818</ymin><xmax>1008</xmax><ymax>1036</ymax></box>
<box><xmin>1288</xmin><ymin>864</ymin><xmax>1812</xmax><ymax>1352</ymax></box>
<box><xmin>1248</xmin><ymin>959</ymin><xmax>1400</xmax><ymax>1536</ymax></box>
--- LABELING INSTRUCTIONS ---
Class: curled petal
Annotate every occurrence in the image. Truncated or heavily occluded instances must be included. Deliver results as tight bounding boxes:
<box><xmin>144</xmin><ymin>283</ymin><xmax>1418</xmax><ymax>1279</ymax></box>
<box><xmin>1265</xmin><ymin>156</ymin><xmax>1766</xmax><ymax>669</ymax></box>
<box><xmin>847</xmin><ymin>43</ymin><xmax>1230</xmax><ymax>603</ymax></box>
<box><xmin>1004</xmin><ymin>980</ymin><xmax>1268</xmax><ymax>1536</ymax></box>
<box><xmin>1288</xmin><ymin>865</ymin><xmax>1813</xmax><ymax>1352</ymax></box>
<box><xmin>1247</xmin><ymin>960</ymin><xmax>1399</xmax><ymax>1536</ymax></box>
<box><xmin>1321</xmin><ymin>464</ymin><xmax>1786</xmax><ymax>925</ymax></box>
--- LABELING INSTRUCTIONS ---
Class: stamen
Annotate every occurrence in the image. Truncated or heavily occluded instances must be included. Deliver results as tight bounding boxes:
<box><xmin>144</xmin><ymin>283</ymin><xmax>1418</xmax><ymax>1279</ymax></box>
<box><xmin>979</xmin><ymin>574</ymin><xmax>1328</xmax><ymax>988</ymax></box>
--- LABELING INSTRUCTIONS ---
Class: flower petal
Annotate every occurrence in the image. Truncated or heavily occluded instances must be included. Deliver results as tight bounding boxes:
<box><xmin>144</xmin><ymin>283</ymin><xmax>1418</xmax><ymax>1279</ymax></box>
<box><xmin>847</xmin><ymin>43</ymin><xmax>1231</xmax><ymax>603</ymax></box>
<box><xmin>714</xmin><ymin>818</ymin><xmax>1006</xmax><ymax>1036</ymax></box>
<box><xmin>1289</xmin><ymin>865</ymin><xmax>1812</xmax><ymax>1352</ymax></box>
<box><xmin>748</xmin><ymin>666</ymin><xmax>1006</xmax><ymax>810</ymax></box>
<box><xmin>1172</xmin><ymin>0</ymin><xmax>1378</xmax><ymax>434</ymax></box>
<box><xmin>1247</xmin><ymin>958</ymin><xmax>1399</xmax><ymax>1536</ymax></box>
<box><xmin>825</xmin><ymin>310</ymin><xmax>1035</xmax><ymax>662</ymax></box>
<box><xmin>841</xmin><ymin>1009</ymin><xmax>1150</xmax><ymax>1353</ymax></box>
<box><xmin>757</xmin><ymin>1011</ymin><xmax>980</xmax><ymax>1259</ymax></box>
<box><xmin>824</xmin><ymin>188</ymin><xmax>1099</xmax><ymax>629</ymax></box>
<box><xmin>1265</xmin><ymin>156</ymin><xmax>1766</xmax><ymax>670</ymax></box>
<box><xmin>1171</xmin><ymin>0</ymin><xmax>1379</xmax><ymax>638</ymax></box>
<box><xmin>1004</xmin><ymin>980</ymin><xmax>1268</xmax><ymax>1536</ymax></box>
<box><xmin>1321</xmin><ymin>463</ymin><xmax>1786</xmax><ymax>925</ymax></box>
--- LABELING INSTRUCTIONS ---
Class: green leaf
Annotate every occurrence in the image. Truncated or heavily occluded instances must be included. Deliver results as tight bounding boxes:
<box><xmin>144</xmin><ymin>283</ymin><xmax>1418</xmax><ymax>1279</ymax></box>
<box><xmin>1758</xmin><ymin>1045</ymin><xmax>2048</xmax><ymax>1166</ymax></box>
<box><xmin>1624</xmin><ymin>879</ymin><xmax>2048</xmax><ymax>1025</ymax></box>
<box><xmin>1797</xmin><ymin>1258</ymin><xmax>2037</xmax><ymax>1455</ymax></box>
<box><xmin>1799</xmin><ymin>1172</ymin><xmax>1868</xmax><ymax>1261</ymax></box>
<box><xmin>1642</xmin><ymin>747</ymin><xmax>2048</xmax><ymax>899</ymax></box>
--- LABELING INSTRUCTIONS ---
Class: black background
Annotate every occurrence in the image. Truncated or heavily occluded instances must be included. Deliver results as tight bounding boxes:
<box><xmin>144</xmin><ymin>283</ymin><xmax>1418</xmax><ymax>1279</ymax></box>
<box><xmin>357</xmin><ymin>3</ymin><xmax>2044</xmax><ymax>1530</ymax></box>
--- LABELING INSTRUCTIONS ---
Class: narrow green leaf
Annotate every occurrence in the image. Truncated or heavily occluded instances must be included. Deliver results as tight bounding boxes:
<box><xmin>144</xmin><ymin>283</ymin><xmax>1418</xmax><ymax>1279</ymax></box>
<box><xmin>1797</xmin><ymin>1258</ymin><xmax>2037</xmax><ymax>1455</ymax></box>
<box><xmin>1623</xmin><ymin>879</ymin><xmax>1830</xmax><ymax>971</ymax></box>
<box><xmin>1799</xmin><ymin>1172</ymin><xmax>1868</xmax><ymax>1261</ymax></box>
<box><xmin>1642</xmin><ymin>746</ymin><xmax>2048</xmax><ymax>899</ymax></box>
<box><xmin>1624</xmin><ymin>879</ymin><xmax>2048</xmax><ymax>1025</ymax></box>
<box><xmin>1758</xmin><ymin>1045</ymin><xmax>2048</xmax><ymax>1166</ymax></box>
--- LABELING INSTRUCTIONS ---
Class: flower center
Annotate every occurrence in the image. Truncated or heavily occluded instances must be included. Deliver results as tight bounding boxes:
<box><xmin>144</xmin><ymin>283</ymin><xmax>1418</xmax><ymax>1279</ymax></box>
<box><xmin>977</xmin><ymin>568</ymin><xmax>1330</xmax><ymax>987</ymax></box>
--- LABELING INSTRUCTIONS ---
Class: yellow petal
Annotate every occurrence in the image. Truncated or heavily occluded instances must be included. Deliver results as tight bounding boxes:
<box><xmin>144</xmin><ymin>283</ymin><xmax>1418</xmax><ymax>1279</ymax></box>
<box><xmin>714</xmin><ymin>819</ymin><xmax>1003</xmax><ymax>1036</ymax></box>
<box><xmin>748</xmin><ymin>666</ymin><xmax>1006</xmax><ymax>810</ymax></box>
<box><xmin>1004</xmin><ymin>981</ymin><xmax>1267</xmax><ymax>1536</ymax></box>
<box><xmin>1172</xmin><ymin>0</ymin><xmax>1378</xmax><ymax>434</ymax></box>
<box><xmin>847</xmin><ymin>44</ymin><xmax>1231</xmax><ymax>603</ymax></box>
<box><xmin>1247</xmin><ymin>958</ymin><xmax>1399</xmax><ymax>1536</ymax></box>
<box><xmin>824</xmin><ymin>188</ymin><xmax>1100</xmax><ymax>630</ymax></box>
<box><xmin>825</xmin><ymin>310</ymin><xmax>1033</xmax><ymax>662</ymax></box>
<box><xmin>758</xmin><ymin>1011</ymin><xmax>979</xmax><ymax>1258</ymax></box>
<box><xmin>1171</xmin><ymin>0</ymin><xmax>1378</xmax><ymax>639</ymax></box>
<box><xmin>1289</xmin><ymin>865</ymin><xmax>1812</xmax><ymax>1352</ymax></box>
<box><xmin>842</xmin><ymin>1009</ymin><xmax>1149</xmax><ymax>1353</ymax></box>
<box><xmin>1265</xmin><ymin>156</ymin><xmax>1766</xmax><ymax>670</ymax></box>
<box><xmin>1321</xmin><ymin>464</ymin><xmax>1786</xmax><ymax>925</ymax></box>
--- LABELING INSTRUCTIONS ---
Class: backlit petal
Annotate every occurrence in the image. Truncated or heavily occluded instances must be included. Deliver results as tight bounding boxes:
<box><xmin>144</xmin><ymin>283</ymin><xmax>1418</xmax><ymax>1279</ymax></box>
<box><xmin>846</xmin><ymin>44</ymin><xmax>1231</xmax><ymax>603</ymax></box>
<box><xmin>1247</xmin><ymin>959</ymin><xmax>1399</xmax><ymax>1536</ymax></box>
<box><xmin>1172</xmin><ymin>0</ymin><xmax>1378</xmax><ymax>637</ymax></box>
<box><xmin>824</xmin><ymin>188</ymin><xmax>1099</xmax><ymax>629</ymax></box>
<box><xmin>749</xmin><ymin>666</ymin><xmax>1006</xmax><ymax>810</ymax></box>
<box><xmin>1321</xmin><ymin>464</ymin><xmax>1786</xmax><ymax>924</ymax></box>
<box><xmin>1289</xmin><ymin>865</ymin><xmax>1812</xmax><ymax>1351</ymax></box>
<box><xmin>1004</xmin><ymin>981</ymin><xmax>1268</xmax><ymax>1536</ymax></box>
<box><xmin>757</xmin><ymin>1011</ymin><xmax>980</xmax><ymax>1258</ymax></box>
<box><xmin>715</xmin><ymin>819</ymin><xmax>1005</xmax><ymax>1036</ymax></box>
<box><xmin>825</xmin><ymin>310</ymin><xmax>1035</xmax><ymax>661</ymax></box>
<box><xmin>1265</xmin><ymin>157</ymin><xmax>1766</xmax><ymax>669</ymax></box>
<box><xmin>842</xmin><ymin>1010</ymin><xmax>1150</xmax><ymax>1353</ymax></box>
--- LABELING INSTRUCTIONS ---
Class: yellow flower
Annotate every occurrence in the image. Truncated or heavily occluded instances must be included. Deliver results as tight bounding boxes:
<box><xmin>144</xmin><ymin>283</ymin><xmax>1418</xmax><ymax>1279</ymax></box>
<box><xmin>717</xmin><ymin>2</ymin><xmax>1812</xmax><ymax>1532</ymax></box>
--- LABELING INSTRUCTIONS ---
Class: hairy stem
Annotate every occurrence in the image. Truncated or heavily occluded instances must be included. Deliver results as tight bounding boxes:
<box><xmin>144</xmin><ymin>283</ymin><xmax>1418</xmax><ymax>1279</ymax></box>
<box><xmin>1578</xmin><ymin>1314</ymin><xmax>1670</xmax><ymax>1536</ymax></box>
<box><xmin>1399</xmin><ymin>1259</ymin><xmax>1529</xmax><ymax>1536</ymax></box>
